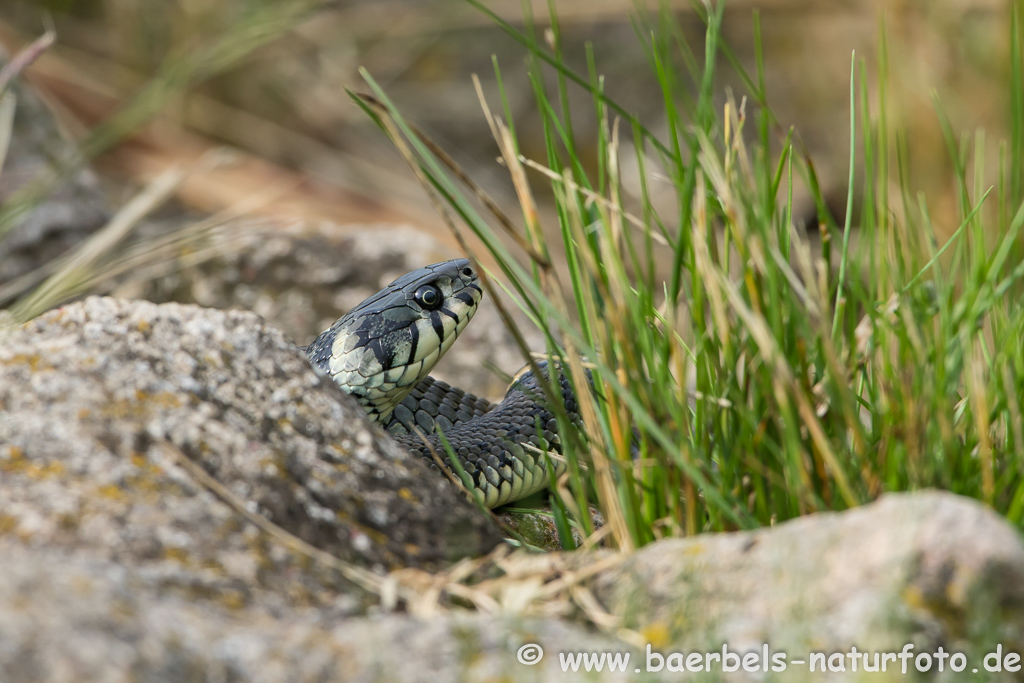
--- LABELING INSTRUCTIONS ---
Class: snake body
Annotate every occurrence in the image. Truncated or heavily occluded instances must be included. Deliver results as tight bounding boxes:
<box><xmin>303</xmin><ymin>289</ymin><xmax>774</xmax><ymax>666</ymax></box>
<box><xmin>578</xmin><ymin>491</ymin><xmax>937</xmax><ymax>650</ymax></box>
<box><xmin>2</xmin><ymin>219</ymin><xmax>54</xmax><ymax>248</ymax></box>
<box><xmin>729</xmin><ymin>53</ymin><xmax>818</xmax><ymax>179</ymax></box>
<box><xmin>306</xmin><ymin>259</ymin><xmax>574</xmax><ymax>508</ymax></box>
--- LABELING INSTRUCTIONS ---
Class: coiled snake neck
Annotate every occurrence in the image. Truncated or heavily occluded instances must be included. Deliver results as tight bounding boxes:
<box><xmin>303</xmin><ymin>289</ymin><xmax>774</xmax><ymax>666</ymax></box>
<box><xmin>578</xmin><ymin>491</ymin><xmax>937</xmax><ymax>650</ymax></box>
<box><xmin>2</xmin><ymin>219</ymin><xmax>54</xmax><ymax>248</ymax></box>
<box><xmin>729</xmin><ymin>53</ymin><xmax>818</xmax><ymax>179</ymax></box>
<box><xmin>306</xmin><ymin>259</ymin><xmax>577</xmax><ymax>508</ymax></box>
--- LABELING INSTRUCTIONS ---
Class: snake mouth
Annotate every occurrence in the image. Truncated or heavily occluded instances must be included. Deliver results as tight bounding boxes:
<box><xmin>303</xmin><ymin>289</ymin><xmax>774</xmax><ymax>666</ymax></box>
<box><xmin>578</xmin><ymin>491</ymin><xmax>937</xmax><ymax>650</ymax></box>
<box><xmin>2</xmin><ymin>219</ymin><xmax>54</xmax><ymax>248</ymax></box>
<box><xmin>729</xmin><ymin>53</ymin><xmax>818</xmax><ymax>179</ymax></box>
<box><xmin>306</xmin><ymin>259</ymin><xmax>482</xmax><ymax>422</ymax></box>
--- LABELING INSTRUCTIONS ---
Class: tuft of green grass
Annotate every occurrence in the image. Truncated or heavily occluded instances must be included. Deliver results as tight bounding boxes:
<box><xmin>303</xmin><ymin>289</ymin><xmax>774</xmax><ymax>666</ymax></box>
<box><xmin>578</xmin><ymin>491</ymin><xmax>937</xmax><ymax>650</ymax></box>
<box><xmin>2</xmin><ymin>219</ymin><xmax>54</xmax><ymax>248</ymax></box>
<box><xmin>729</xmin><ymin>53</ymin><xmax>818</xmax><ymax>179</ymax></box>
<box><xmin>360</xmin><ymin>0</ymin><xmax>1024</xmax><ymax>551</ymax></box>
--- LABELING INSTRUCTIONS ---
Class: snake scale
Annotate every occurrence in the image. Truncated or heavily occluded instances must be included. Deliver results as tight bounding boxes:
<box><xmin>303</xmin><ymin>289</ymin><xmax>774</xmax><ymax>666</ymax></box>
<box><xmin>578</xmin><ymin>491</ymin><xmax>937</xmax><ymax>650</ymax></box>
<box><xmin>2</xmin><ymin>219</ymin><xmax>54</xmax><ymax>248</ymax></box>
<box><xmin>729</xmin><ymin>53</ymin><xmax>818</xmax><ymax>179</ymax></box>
<box><xmin>305</xmin><ymin>259</ymin><xmax>579</xmax><ymax>508</ymax></box>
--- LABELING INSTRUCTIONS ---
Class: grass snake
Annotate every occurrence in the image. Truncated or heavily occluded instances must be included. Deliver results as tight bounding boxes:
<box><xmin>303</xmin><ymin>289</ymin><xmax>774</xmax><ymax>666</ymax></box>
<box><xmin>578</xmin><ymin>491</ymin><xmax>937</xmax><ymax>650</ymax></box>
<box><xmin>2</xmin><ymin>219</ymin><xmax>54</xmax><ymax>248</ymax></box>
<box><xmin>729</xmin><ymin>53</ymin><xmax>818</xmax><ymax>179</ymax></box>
<box><xmin>306</xmin><ymin>259</ymin><xmax>579</xmax><ymax>508</ymax></box>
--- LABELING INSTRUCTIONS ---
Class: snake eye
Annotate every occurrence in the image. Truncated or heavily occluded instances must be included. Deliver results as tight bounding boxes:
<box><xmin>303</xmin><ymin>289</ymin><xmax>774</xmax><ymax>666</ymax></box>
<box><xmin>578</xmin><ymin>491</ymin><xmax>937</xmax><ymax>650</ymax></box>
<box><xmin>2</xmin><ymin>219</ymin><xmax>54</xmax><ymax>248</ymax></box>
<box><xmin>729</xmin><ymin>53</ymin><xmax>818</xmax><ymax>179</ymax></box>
<box><xmin>414</xmin><ymin>284</ymin><xmax>443</xmax><ymax>310</ymax></box>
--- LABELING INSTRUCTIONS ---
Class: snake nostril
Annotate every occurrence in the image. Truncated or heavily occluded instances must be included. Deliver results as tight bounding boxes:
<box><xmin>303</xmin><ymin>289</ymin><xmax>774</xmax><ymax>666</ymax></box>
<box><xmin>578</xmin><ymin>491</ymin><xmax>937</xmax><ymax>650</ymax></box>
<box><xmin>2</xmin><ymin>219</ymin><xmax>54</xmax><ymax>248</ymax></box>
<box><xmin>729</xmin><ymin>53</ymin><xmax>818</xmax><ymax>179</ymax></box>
<box><xmin>462</xmin><ymin>267</ymin><xmax>473</xmax><ymax>277</ymax></box>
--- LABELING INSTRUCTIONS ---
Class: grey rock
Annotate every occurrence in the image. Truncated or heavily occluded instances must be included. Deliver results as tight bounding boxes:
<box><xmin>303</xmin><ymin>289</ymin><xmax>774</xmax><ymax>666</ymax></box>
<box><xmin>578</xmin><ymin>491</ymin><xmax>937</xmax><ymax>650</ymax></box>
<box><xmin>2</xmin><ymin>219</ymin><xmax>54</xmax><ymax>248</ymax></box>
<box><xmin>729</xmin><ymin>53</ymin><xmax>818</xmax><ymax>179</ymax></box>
<box><xmin>593</xmin><ymin>491</ymin><xmax>1024</xmax><ymax>680</ymax></box>
<box><xmin>2</xmin><ymin>296</ymin><xmax>654</xmax><ymax>682</ymax></box>
<box><xmin>0</xmin><ymin>296</ymin><xmax>502</xmax><ymax>577</ymax></box>
<box><xmin>319</xmin><ymin>612</ymin><xmax>640</xmax><ymax>682</ymax></box>
<box><xmin>0</xmin><ymin>537</ymin><xmax>641</xmax><ymax>682</ymax></box>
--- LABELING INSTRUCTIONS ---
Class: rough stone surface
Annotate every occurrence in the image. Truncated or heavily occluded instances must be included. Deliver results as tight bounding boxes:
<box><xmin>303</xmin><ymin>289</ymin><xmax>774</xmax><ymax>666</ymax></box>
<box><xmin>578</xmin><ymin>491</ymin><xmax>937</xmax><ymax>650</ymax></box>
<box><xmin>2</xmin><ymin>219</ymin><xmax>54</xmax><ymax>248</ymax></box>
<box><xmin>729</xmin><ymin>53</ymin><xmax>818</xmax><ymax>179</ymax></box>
<box><xmin>0</xmin><ymin>538</ymin><xmax>643</xmax><ymax>682</ymax></box>
<box><xmin>593</xmin><ymin>491</ymin><xmax>1024</xmax><ymax>680</ymax></box>
<box><xmin>0</xmin><ymin>295</ymin><xmax>645</xmax><ymax>683</ymax></box>
<box><xmin>0</xmin><ymin>296</ymin><xmax>502</xmax><ymax>574</ymax></box>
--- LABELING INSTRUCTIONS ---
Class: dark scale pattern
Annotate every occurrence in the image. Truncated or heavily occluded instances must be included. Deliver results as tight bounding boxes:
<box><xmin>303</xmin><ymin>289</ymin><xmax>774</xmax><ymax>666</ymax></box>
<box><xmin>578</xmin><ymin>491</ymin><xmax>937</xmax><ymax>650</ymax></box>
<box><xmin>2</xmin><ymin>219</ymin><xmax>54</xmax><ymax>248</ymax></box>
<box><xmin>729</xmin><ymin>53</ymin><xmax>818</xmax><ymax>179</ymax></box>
<box><xmin>384</xmin><ymin>376</ymin><xmax>494</xmax><ymax>436</ymax></box>
<box><xmin>391</xmin><ymin>363</ymin><xmax>585</xmax><ymax>508</ymax></box>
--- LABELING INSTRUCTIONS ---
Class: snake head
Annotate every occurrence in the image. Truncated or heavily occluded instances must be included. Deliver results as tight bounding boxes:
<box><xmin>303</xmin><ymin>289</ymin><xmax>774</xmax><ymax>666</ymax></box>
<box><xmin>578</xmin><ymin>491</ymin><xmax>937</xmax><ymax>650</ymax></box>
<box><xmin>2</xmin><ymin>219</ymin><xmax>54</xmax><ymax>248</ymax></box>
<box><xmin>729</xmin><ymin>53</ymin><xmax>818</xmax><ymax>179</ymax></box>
<box><xmin>306</xmin><ymin>258</ymin><xmax>482</xmax><ymax>422</ymax></box>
